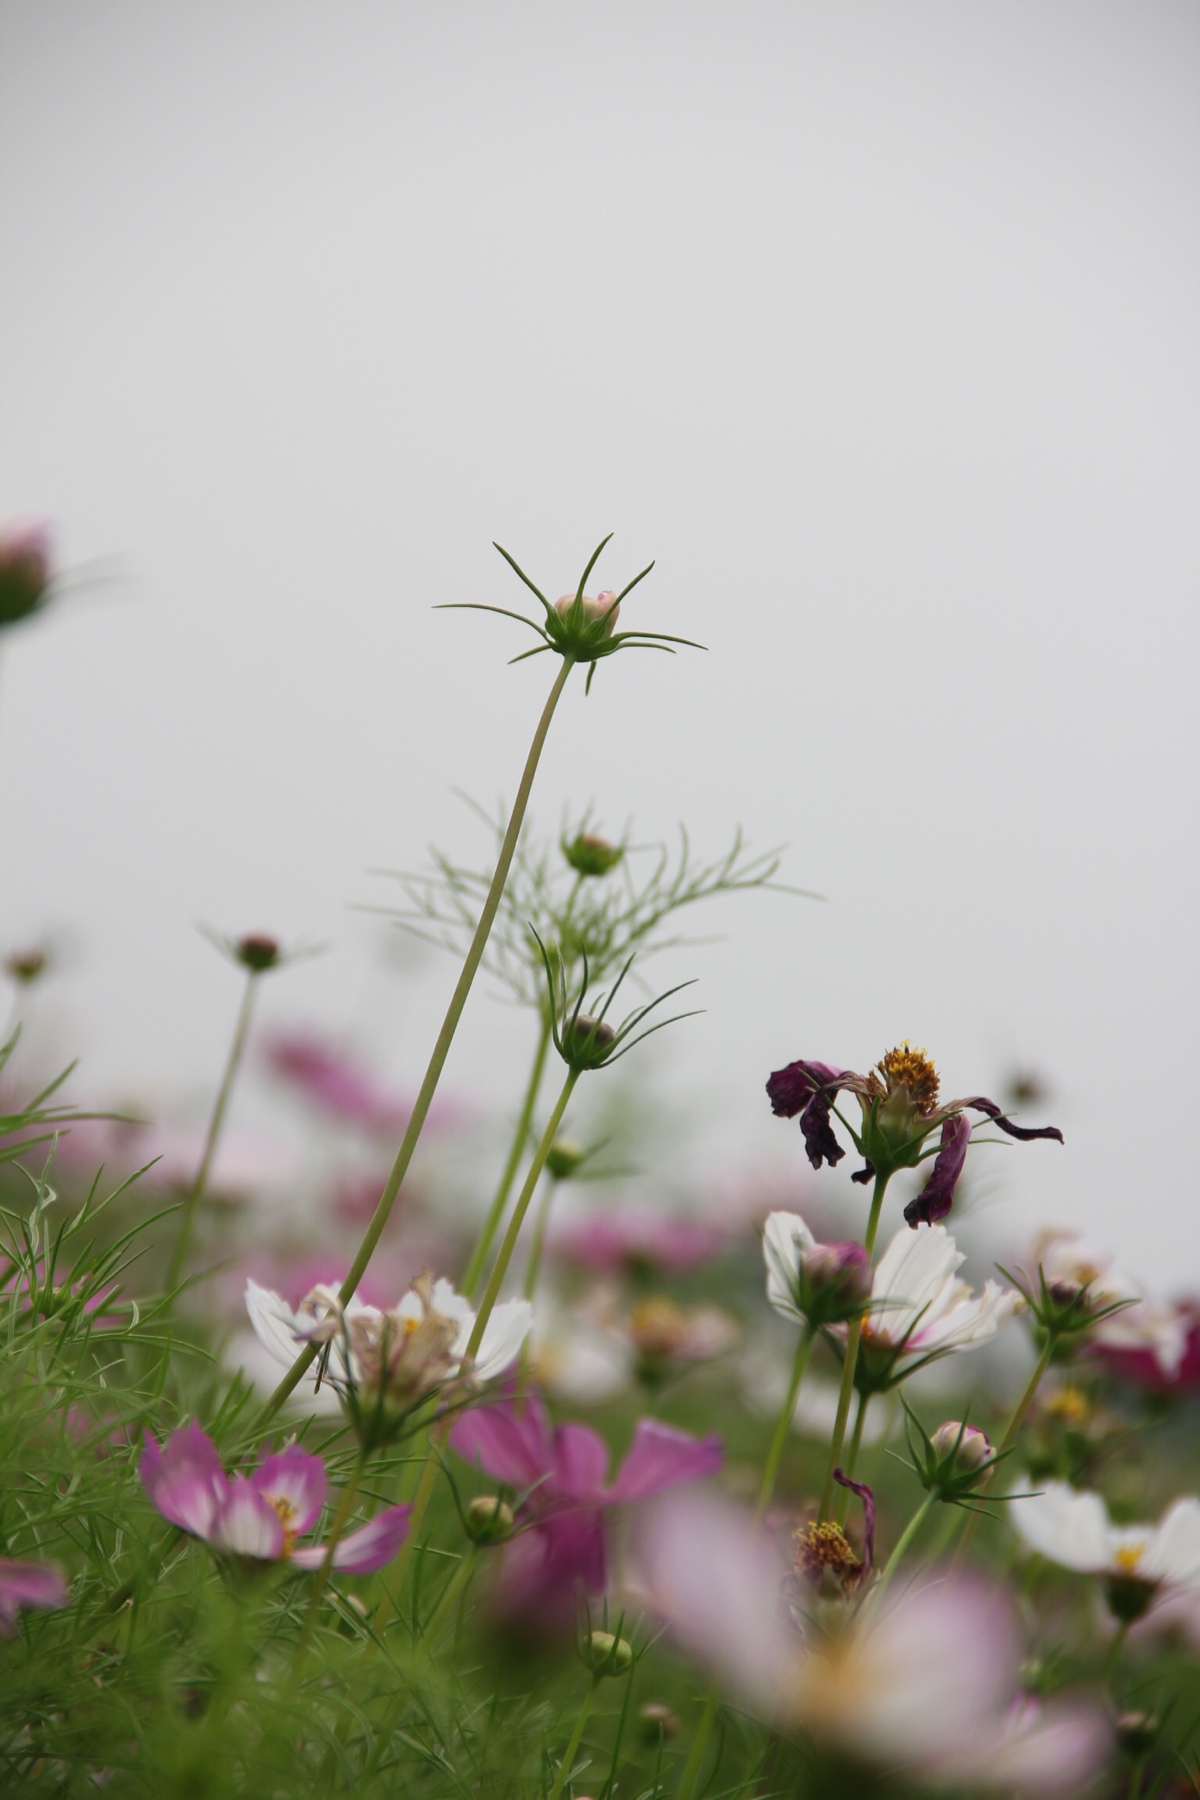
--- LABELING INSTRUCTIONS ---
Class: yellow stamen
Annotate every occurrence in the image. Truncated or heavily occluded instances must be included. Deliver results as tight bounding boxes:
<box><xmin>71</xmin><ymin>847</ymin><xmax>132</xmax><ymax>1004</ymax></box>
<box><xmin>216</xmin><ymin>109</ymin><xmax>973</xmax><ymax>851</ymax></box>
<box><xmin>793</xmin><ymin>1521</ymin><xmax>862</xmax><ymax>1589</ymax></box>
<box><xmin>1114</xmin><ymin>1544</ymin><xmax>1144</xmax><ymax>1574</ymax></box>
<box><xmin>268</xmin><ymin>1495</ymin><xmax>300</xmax><ymax>1557</ymax></box>
<box><xmin>878</xmin><ymin>1043</ymin><xmax>940</xmax><ymax>1113</ymax></box>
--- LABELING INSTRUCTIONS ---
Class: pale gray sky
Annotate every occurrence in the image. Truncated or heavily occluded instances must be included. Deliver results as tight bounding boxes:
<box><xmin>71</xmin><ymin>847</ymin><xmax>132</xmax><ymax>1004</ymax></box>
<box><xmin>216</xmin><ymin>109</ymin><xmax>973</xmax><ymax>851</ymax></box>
<box><xmin>1</xmin><ymin>2</ymin><xmax>1197</xmax><ymax>1284</ymax></box>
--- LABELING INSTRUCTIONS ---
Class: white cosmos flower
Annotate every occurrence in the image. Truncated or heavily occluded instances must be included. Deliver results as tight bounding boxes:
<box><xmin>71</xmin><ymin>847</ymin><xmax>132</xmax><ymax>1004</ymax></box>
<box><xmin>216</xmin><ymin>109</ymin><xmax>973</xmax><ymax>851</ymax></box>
<box><xmin>245</xmin><ymin>1273</ymin><xmax>531</xmax><ymax>1418</ymax></box>
<box><xmin>849</xmin><ymin>1224</ymin><xmax>1023</xmax><ymax>1380</ymax></box>
<box><xmin>1012</xmin><ymin>1481</ymin><xmax>1200</xmax><ymax>1590</ymax></box>
<box><xmin>762</xmin><ymin>1212</ymin><xmax>816</xmax><ymax>1322</ymax></box>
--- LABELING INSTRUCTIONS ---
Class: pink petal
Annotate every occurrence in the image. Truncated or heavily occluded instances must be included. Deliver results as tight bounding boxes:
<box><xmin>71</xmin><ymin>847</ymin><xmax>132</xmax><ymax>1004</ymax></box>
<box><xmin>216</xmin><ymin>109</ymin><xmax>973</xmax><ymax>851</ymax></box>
<box><xmin>140</xmin><ymin>1422</ymin><xmax>229</xmax><ymax>1541</ymax></box>
<box><xmin>607</xmin><ymin>1420</ymin><xmax>723</xmax><ymax>1503</ymax></box>
<box><xmin>449</xmin><ymin>1396</ymin><xmax>554</xmax><ymax>1490</ymax></box>
<box><xmin>291</xmin><ymin>1504</ymin><xmax>411</xmax><ymax>1573</ymax></box>
<box><xmin>0</xmin><ymin>1559</ymin><xmax>68</xmax><ymax>1635</ymax></box>
<box><xmin>550</xmin><ymin>1423</ymin><xmax>611</xmax><ymax>1500</ymax></box>
<box><xmin>251</xmin><ymin>1445</ymin><xmax>328</xmax><ymax>1535</ymax></box>
<box><xmin>212</xmin><ymin>1477</ymin><xmax>286</xmax><ymax>1560</ymax></box>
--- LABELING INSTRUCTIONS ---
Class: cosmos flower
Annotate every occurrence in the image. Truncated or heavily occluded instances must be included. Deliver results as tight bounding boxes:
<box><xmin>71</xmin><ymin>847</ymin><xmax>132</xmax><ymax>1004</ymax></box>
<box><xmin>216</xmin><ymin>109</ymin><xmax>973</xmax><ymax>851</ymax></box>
<box><xmin>638</xmin><ymin>1490</ymin><xmax>1109</xmax><ymax>1794</ymax></box>
<box><xmin>1010</xmin><ymin>1480</ymin><xmax>1200</xmax><ymax>1618</ymax></box>
<box><xmin>449</xmin><ymin>1392</ymin><xmax>722</xmax><ymax>1629</ymax></box>
<box><xmin>0</xmin><ymin>1558</ymin><xmax>67</xmax><ymax>1635</ymax></box>
<box><xmin>140</xmin><ymin>1422</ymin><xmax>409</xmax><ymax>1571</ymax></box>
<box><xmin>551</xmin><ymin>1209</ymin><xmax>729</xmax><ymax>1280</ymax></box>
<box><xmin>245</xmin><ymin>1273</ymin><xmax>530</xmax><ymax>1442</ymax></box>
<box><xmin>839</xmin><ymin>1223</ymin><xmax>1023</xmax><ymax>1392</ymax></box>
<box><xmin>1095</xmin><ymin>1299</ymin><xmax>1200</xmax><ymax>1392</ymax></box>
<box><xmin>762</xmin><ymin>1212</ymin><xmax>872</xmax><ymax>1329</ymax></box>
<box><xmin>766</xmin><ymin>1045</ymin><xmax>1061</xmax><ymax>1225</ymax></box>
<box><xmin>1020</xmin><ymin>1229</ymin><xmax>1186</xmax><ymax>1376</ymax></box>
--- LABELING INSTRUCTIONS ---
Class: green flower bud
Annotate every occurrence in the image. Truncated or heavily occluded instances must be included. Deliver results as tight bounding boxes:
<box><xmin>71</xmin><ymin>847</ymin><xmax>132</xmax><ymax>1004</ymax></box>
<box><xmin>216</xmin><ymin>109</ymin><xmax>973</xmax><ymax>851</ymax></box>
<box><xmin>545</xmin><ymin>1137</ymin><xmax>587</xmax><ymax>1180</ymax></box>
<box><xmin>581</xmin><ymin>1629</ymin><xmax>633</xmax><ymax>1677</ymax></box>
<box><xmin>235</xmin><ymin>934</ymin><xmax>281</xmax><ymax>972</ymax></box>
<box><xmin>562</xmin><ymin>831</ymin><xmax>623</xmax><ymax>878</ymax></box>
<box><xmin>561</xmin><ymin>1014</ymin><xmax>616</xmax><ymax>1069</ymax></box>
<box><xmin>465</xmin><ymin>1495</ymin><xmax>515</xmax><ymax>1544</ymax></box>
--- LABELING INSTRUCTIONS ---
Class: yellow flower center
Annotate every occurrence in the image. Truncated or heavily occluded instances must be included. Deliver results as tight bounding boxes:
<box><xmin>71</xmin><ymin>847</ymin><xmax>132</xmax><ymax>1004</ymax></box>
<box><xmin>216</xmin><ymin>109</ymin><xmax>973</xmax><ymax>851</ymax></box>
<box><xmin>1044</xmin><ymin>1386</ymin><xmax>1090</xmax><ymax>1428</ymax></box>
<box><xmin>877</xmin><ymin>1043</ymin><xmax>940</xmax><ymax>1113</ymax></box>
<box><xmin>1114</xmin><ymin>1544</ymin><xmax>1145</xmax><ymax>1575</ymax></box>
<box><xmin>268</xmin><ymin>1495</ymin><xmax>300</xmax><ymax>1557</ymax></box>
<box><xmin>793</xmin><ymin>1521</ymin><xmax>862</xmax><ymax>1589</ymax></box>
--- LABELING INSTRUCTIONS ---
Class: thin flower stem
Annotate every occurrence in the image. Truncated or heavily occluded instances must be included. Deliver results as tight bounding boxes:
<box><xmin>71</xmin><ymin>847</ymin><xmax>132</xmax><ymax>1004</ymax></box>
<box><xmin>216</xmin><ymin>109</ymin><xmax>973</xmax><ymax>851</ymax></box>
<box><xmin>755</xmin><ymin>1328</ymin><xmax>814</xmax><ymax>1521</ymax></box>
<box><xmin>677</xmin><ymin>1682</ymin><xmax>721</xmax><ymax>1800</ymax></box>
<box><xmin>867</xmin><ymin>1489</ymin><xmax>937</xmax><ymax>1613</ymax></box>
<box><xmin>291</xmin><ymin>1456</ymin><xmax>366</xmax><ymax>1676</ymax></box>
<box><xmin>165</xmin><ymin>969</ymin><xmax>259</xmax><ymax>1293</ymax></box>
<box><xmin>375</xmin><ymin>1439</ymin><xmax>445</xmax><ymax>1627</ymax></box>
<box><xmin>834</xmin><ymin>1392</ymin><xmax>872</xmax><ymax>1523</ymax></box>
<box><xmin>256</xmin><ymin>657</ymin><xmax>576</xmax><ymax>1425</ymax></box>
<box><xmin>1105</xmin><ymin>1617</ymin><xmax>1130</xmax><ymax>1684</ymax></box>
<box><xmin>547</xmin><ymin>1678</ymin><xmax>598</xmax><ymax>1800</ymax></box>
<box><xmin>422</xmin><ymin>1543</ymin><xmax>478</xmax><ymax>1642</ymax></box>
<box><xmin>523</xmin><ymin>1170</ymin><xmax>559</xmax><ymax>1305</ymax></box>
<box><xmin>819</xmin><ymin>1172</ymin><xmax>889</xmax><ymax>1519</ymax></box>
<box><xmin>466</xmin><ymin>1068</ymin><xmax>579</xmax><ymax>1360</ymax></box>
<box><xmin>953</xmin><ymin>1332</ymin><xmax>1056</xmax><ymax>1565</ymax></box>
<box><xmin>463</xmin><ymin>1010</ymin><xmax>552</xmax><ymax>1298</ymax></box>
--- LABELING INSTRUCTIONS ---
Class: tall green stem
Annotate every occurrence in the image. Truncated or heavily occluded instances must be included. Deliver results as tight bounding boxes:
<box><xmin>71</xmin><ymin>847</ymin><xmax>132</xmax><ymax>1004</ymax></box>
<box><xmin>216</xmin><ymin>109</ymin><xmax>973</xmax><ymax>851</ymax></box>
<box><xmin>547</xmin><ymin>1678</ymin><xmax>598</xmax><ymax>1800</ymax></box>
<box><xmin>755</xmin><ymin>1328</ymin><xmax>813</xmax><ymax>1521</ymax></box>
<box><xmin>677</xmin><ymin>1684</ymin><xmax>720</xmax><ymax>1800</ymax></box>
<box><xmin>523</xmin><ymin>1170</ymin><xmax>559</xmax><ymax>1304</ymax></box>
<box><xmin>463</xmin><ymin>1011</ymin><xmax>552</xmax><ymax>1298</ymax></box>
<box><xmin>819</xmin><ymin>1172</ymin><xmax>889</xmax><ymax>1519</ymax></box>
<box><xmin>467</xmin><ymin>1069</ymin><xmax>578</xmax><ymax>1359</ymax></box>
<box><xmin>166</xmin><ymin>968</ymin><xmax>258</xmax><ymax>1292</ymax></box>
<box><xmin>290</xmin><ymin>1456</ymin><xmax>365</xmax><ymax>1676</ymax></box>
<box><xmin>834</xmin><ymin>1392</ymin><xmax>872</xmax><ymax>1524</ymax></box>
<box><xmin>257</xmin><ymin>657</ymin><xmax>575</xmax><ymax>1424</ymax></box>
<box><xmin>954</xmin><ymin>1332</ymin><xmax>1056</xmax><ymax>1564</ymax></box>
<box><xmin>868</xmin><ymin>1489</ymin><xmax>937</xmax><ymax>1612</ymax></box>
<box><xmin>422</xmin><ymin>1544</ymin><xmax>478</xmax><ymax>1642</ymax></box>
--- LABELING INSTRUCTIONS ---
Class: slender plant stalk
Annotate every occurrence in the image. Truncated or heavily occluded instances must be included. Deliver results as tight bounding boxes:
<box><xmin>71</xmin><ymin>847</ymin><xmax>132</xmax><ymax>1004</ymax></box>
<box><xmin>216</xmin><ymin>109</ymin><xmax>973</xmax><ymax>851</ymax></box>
<box><xmin>291</xmin><ymin>1456</ymin><xmax>366</xmax><ymax>1676</ymax></box>
<box><xmin>422</xmin><ymin>1543</ymin><xmax>477</xmax><ymax>1641</ymax></box>
<box><xmin>523</xmin><ymin>1169</ymin><xmax>559</xmax><ymax>1304</ymax></box>
<box><xmin>833</xmin><ymin>1391</ymin><xmax>872</xmax><ymax>1524</ymax></box>
<box><xmin>819</xmin><ymin>1172</ymin><xmax>889</xmax><ymax>1518</ymax></box>
<box><xmin>755</xmin><ymin>1328</ymin><xmax>813</xmax><ymax>1520</ymax></box>
<box><xmin>463</xmin><ymin>1010</ymin><xmax>552</xmax><ymax>1297</ymax></box>
<box><xmin>953</xmin><ymin>1332</ymin><xmax>1056</xmax><ymax>1564</ymax></box>
<box><xmin>867</xmin><ymin>1489</ymin><xmax>937</xmax><ymax>1613</ymax></box>
<box><xmin>677</xmin><ymin>1683</ymin><xmax>721</xmax><ymax>1800</ymax></box>
<box><xmin>466</xmin><ymin>1068</ymin><xmax>578</xmax><ymax>1359</ymax></box>
<box><xmin>256</xmin><ymin>657</ymin><xmax>575</xmax><ymax>1425</ymax></box>
<box><xmin>547</xmin><ymin>1678</ymin><xmax>599</xmax><ymax>1800</ymax></box>
<box><xmin>166</xmin><ymin>968</ymin><xmax>258</xmax><ymax>1292</ymax></box>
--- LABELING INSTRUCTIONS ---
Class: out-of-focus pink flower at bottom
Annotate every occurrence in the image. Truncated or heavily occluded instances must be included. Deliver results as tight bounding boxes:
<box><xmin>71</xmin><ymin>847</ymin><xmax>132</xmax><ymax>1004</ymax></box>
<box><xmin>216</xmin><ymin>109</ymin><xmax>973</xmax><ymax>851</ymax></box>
<box><xmin>1093</xmin><ymin>1300</ymin><xmax>1200</xmax><ymax>1392</ymax></box>
<box><xmin>637</xmin><ymin>1491</ymin><xmax>1110</xmax><ymax>1794</ymax></box>
<box><xmin>0</xmin><ymin>1558</ymin><xmax>67</xmax><ymax>1635</ymax></box>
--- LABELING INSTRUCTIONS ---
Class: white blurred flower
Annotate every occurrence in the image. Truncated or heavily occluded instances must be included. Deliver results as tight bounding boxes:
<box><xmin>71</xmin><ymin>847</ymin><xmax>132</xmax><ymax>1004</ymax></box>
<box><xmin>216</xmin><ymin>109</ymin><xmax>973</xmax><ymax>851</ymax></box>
<box><xmin>1011</xmin><ymin>1481</ymin><xmax>1200</xmax><ymax>1596</ymax></box>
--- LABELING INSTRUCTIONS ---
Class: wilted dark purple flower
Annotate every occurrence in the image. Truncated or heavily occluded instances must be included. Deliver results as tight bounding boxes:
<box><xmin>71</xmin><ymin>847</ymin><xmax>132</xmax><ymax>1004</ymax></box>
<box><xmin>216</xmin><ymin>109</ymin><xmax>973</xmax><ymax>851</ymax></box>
<box><xmin>766</xmin><ymin>1044</ymin><xmax>1062</xmax><ymax>1226</ymax></box>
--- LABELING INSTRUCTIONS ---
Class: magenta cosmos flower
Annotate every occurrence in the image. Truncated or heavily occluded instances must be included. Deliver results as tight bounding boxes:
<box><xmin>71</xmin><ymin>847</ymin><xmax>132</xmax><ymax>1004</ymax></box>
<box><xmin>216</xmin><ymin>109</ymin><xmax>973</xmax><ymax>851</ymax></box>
<box><xmin>767</xmin><ymin>1044</ymin><xmax>1062</xmax><ymax>1226</ymax></box>
<box><xmin>140</xmin><ymin>1422</ymin><xmax>409</xmax><ymax>1571</ymax></box>
<box><xmin>450</xmin><ymin>1394</ymin><xmax>722</xmax><ymax>1628</ymax></box>
<box><xmin>551</xmin><ymin>1209</ymin><xmax>729</xmax><ymax>1280</ymax></box>
<box><xmin>0</xmin><ymin>1558</ymin><xmax>67</xmax><ymax>1635</ymax></box>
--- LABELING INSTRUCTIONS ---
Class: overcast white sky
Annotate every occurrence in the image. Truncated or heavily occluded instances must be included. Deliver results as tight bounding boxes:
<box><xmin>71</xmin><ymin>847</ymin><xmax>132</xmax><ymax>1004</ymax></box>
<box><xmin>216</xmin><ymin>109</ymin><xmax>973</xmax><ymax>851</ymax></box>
<box><xmin>1</xmin><ymin>2</ymin><xmax>1197</xmax><ymax>1286</ymax></box>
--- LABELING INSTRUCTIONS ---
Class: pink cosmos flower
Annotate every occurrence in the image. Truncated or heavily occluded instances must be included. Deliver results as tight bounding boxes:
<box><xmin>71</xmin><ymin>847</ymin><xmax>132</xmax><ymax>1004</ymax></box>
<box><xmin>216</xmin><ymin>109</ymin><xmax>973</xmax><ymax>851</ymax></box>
<box><xmin>0</xmin><ymin>1558</ymin><xmax>67</xmax><ymax>1635</ymax></box>
<box><xmin>262</xmin><ymin>1030</ymin><xmax>459</xmax><ymax>1137</ymax></box>
<box><xmin>1094</xmin><ymin>1300</ymin><xmax>1200</xmax><ymax>1391</ymax></box>
<box><xmin>638</xmin><ymin>1490</ymin><xmax>1110</xmax><ymax>1794</ymax></box>
<box><xmin>140</xmin><ymin>1422</ymin><xmax>409</xmax><ymax>1572</ymax></box>
<box><xmin>450</xmin><ymin>1394</ymin><xmax>722</xmax><ymax>1629</ymax></box>
<box><xmin>551</xmin><ymin>1210</ymin><xmax>729</xmax><ymax>1279</ymax></box>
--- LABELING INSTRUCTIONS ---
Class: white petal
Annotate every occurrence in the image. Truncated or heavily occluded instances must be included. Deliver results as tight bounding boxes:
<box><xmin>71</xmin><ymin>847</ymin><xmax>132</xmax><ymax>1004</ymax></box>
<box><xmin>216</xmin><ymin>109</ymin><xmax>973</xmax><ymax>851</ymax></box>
<box><xmin>910</xmin><ymin>1282</ymin><xmax>1021</xmax><ymax>1355</ymax></box>
<box><xmin>1010</xmin><ymin>1481</ymin><xmax>1113</xmax><ymax>1573</ymax></box>
<box><xmin>1144</xmin><ymin>1496</ymin><xmax>1200</xmax><ymax>1585</ymax></box>
<box><xmin>474</xmin><ymin>1299</ymin><xmax>533</xmax><ymax>1380</ymax></box>
<box><xmin>762</xmin><ymin>1212</ymin><xmax>814</xmax><ymax>1323</ymax></box>
<box><xmin>245</xmin><ymin>1280</ymin><xmax>305</xmax><ymax>1369</ymax></box>
<box><xmin>869</xmin><ymin>1225</ymin><xmax>963</xmax><ymax>1344</ymax></box>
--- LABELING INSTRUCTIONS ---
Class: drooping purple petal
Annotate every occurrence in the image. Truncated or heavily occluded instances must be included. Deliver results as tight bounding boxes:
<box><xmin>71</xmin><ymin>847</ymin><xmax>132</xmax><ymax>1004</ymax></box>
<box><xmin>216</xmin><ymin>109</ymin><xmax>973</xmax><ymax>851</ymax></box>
<box><xmin>833</xmin><ymin>1467</ymin><xmax>876</xmax><ymax>1572</ymax></box>
<box><xmin>550</xmin><ymin>1423</ymin><xmax>611</xmax><ymax>1501</ymax></box>
<box><xmin>0</xmin><ymin>1559</ymin><xmax>67</xmax><ymax>1635</ymax></box>
<box><xmin>251</xmin><ymin>1444</ymin><xmax>328</xmax><ymax>1536</ymax></box>
<box><xmin>607</xmin><ymin>1420</ymin><xmax>724</xmax><ymax>1504</ymax></box>
<box><xmin>449</xmin><ymin>1396</ymin><xmax>554</xmax><ymax>1490</ymax></box>
<box><xmin>904</xmin><ymin>1112</ymin><xmax>972</xmax><ymax>1228</ymax></box>
<box><xmin>212</xmin><ymin>1476</ymin><xmax>286</xmax><ymax>1560</ymax></box>
<box><xmin>292</xmin><ymin>1503</ymin><xmax>412</xmax><ymax>1572</ymax></box>
<box><xmin>140</xmin><ymin>1422</ymin><xmax>229</xmax><ymax>1542</ymax></box>
<box><xmin>850</xmin><ymin>1161</ymin><xmax>876</xmax><ymax>1185</ymax></box>
<box><xmin>766</xmin><ymin>1060</ymin><xmax>850</xmax><ymax>1170</ymax></box>
<box><xmin>962</xmin><ymin>1097</ymin><xmax>1064</xmax><ymax>1145</ymax></box>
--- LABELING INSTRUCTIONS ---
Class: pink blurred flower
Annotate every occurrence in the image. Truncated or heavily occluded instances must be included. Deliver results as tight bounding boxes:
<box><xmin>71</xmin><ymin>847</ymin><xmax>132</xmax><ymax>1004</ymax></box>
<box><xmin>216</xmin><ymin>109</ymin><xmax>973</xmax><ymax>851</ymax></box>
<box><xmin>450</xmin><ymin>1393</ymin><xmax>722</xmax><ymax>1629</ymax></box>
<box><xmin>0</xmin><ymin>1558</ymin><xmax>67</xmax><ymax>1635</ymax></box>
<box><xmin>262</xmin><ymin>1030</ymin><xmax>459</xmax><ymax>1137</ymax></box>
<box><xmin>1092</xmin><ymin>1299</ymin><xmax>1200</xmax><ymax>1390</ymax></box>
<box><xmin>551</xmin><ymin>1210</ymin><xmax>729</xmax><ymax>1279</ymax></box>
<box><xmin>140</xmin><ymin>1422</ymin><xmax>409</xmax><ymax>1572</ymax></box>
<box><xmin>638</xmin><ymin>1490</ymin><xmax>1110</xmax><ymax>1793</ymax></box>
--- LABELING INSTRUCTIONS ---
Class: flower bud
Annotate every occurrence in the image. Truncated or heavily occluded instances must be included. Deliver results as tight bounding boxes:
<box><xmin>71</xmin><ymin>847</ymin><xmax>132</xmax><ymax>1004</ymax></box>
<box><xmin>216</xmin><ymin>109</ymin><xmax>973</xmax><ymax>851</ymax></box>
<box><xmin>5</xmin><ymin>947</ymin><xmax>48</xmax><ymax>984</ymax></box>
<box><xmin>465</xmin><ymin>1495</ymin><xmax>515</xmax><ymax>1544</ymax></box>
<box><xmin>930</xmin><ymin>1421</ymin><xmax>996</xmax><ymax>1473</ymax></box>
<box><xmin>545</xmin><ymin>1137</ymin><xmax>587</xmax><ymax>1181</ymax></box>
<box><xmin>1116</xmin><ymin>1712</ymin><xmax>1159</xmax><ymax>1757</ymax></box>
<box><xmin>555</xmin><ymin>590</ymin><xmax>621</xmax><ymax>633</ymax></box>
<box><xmin>562</xmin><ymin>831</ymin><xmax>623</xmax><ymax>878</ymax></box>
<box><xmin>235</xmin><ymin>933</ymin><xmax>281</xmax><ymax>972</ymax></box>
<box><xmin>0</xmin><ymin>524</ymin><xmax>52</xmax><ymax>628</ymax></box>
<box><xmin>800</xmin><ymin>1241</ymin><xmax>873</xmax><ymax>1324</ymax></box>
<box><xmin>638</xmin><ymin>1702</ymin><xmax>679</xmax><ymax>1742</ymax></box>
<box><xmin>581</xmin><ymin>1628</ymin><xmax>633</xmax><ymax>1677</ymax></box>
<box><xmin>561</xmin><ymin>1014</ymin><xmax>616</xmax><ymax>1068</ymax></box>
